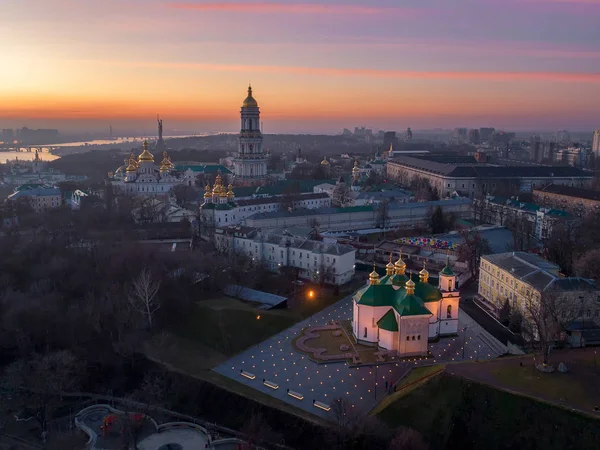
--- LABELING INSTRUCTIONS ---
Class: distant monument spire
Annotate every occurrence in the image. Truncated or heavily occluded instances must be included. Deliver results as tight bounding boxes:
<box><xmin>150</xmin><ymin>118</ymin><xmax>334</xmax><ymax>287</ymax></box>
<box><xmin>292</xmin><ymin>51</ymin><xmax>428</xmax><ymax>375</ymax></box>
<box><xmin>156</xmin><ymin>115</ymin><xmax>166</xmax><ymax>151</ymax></box>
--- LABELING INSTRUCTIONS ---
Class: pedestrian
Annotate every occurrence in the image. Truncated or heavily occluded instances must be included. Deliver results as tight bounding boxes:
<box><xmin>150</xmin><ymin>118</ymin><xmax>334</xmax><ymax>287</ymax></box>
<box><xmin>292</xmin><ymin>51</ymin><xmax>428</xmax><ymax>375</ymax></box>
<box><xmin>385</xmin><ymin>380</ymin><xmax>389</xmax><ymax>391</ymax></box>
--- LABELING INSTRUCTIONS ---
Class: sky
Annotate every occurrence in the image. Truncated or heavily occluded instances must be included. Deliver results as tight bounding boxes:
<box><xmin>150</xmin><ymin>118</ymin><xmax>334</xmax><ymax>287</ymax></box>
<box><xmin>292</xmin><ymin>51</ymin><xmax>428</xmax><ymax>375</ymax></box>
<box><xmin>1</xmin><ymin>0</ymin><xmax>600</xmax><ymax>134</ymax></box>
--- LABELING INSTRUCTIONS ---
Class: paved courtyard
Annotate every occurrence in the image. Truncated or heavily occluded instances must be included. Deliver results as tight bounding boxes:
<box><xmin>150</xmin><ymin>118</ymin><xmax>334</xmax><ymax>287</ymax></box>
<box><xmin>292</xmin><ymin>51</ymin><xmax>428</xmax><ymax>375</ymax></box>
<box><xmin>213</xmin><ymin>295</ymin><xmax>507</xmax><ymax>420</ymax></box>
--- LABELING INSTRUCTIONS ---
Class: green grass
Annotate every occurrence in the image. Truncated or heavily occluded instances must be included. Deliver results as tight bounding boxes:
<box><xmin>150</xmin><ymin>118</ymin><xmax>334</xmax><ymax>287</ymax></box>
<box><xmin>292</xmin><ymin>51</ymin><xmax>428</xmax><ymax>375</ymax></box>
<box><xmin>377</xmin><ymin>373</ymin><xmax>600</xmax><ymax>450</ymax></box>
<box><xmin>490</xmin><ymin>364</ymin><xmax>591</xmax><ymax>410</ymax></box>
<box><xmin>370</xmin><ymin>364</ymin><xmax>444</xmax><ymax>415</ymax></box>
<box><xmin>173</xmin><ymin>298</ymin><xmax>302</xmax><ymax>357</ymax></box>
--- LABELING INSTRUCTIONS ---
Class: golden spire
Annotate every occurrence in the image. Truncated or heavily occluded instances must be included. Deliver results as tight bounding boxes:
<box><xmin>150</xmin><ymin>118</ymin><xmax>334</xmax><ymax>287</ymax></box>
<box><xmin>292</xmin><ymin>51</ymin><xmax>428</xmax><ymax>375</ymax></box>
<box><xmin>321</xmin><ymin>156</ymin><xmax>330</xmax><ymax>166</ymax></box>
<box><xmin>204</xmin><ymin>184</ymin><xmax>212</xmax><ymax>199</ymax></box>
<box><xmin>138</xmin><ymin>140</ymin><xmax>154</xmax><ymax>162</ymax></box>
<box><xmin>419</xmin><ymin>261</ymin><xmax>429</xmax><ymax>283</ymax></box>
<box><xmin>159</xmin><ymin>151</ymin><xmax>173</xmax><ymax>172</ymax></box>
<box><xmin>227</xmin><ymin>184</ymin><xmax>235</xmax><ymax>200</ymax></box>
<box><xmin>212</xmin><ymin>171</ymin><xmax>224</xmax><ymax>196</ymax></box>
<box><xmin>406</xmin><ymin>273</ymin><xmax>415</xmax><ymax>295</ymax></box>
<box><xmin>394</xmin><ymin>250</ymin><xmax>407</xmax><ymax>275</ymax></box>
<box><xmin>369</xmin><ymin>263</ymin><xmax>380</xmax><ymax>285</ymax></box>
<box><xmin>242</xmin><ymin>84</ymin><xmax>258</xmax><ymax>108</ymax></box>
<box><xmin>385</xmin><ymin>253</ymin><xmax>395</xmax><ymax>276</ymax></box>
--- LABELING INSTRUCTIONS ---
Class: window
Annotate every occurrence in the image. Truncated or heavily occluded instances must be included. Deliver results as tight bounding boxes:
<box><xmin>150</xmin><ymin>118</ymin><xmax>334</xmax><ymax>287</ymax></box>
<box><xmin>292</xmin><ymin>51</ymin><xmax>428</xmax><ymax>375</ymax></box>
<box><xmin>587</xmin><ymin>310</ymin><xmax>592</xmax><ymax>318</ymax></box>
<box><xmin>372</xmin><ymin>317</ymin><xmax>375</xmax><ymax>327</ymax></box>
<box><xmin>364</xmin><ymin>327</ymin><xmax>367</xmax><ymax>338</ymax></box>
<box><xmin>417</xmin><ymin>335</ymin><xmax>421</xmax><ymax>340</ymax></box>
<box><xmin>412</xmin><ymin>336</ymin><xmax>416</xmax><ymax>341</ymax></box>
<box><xmin>406</xmin><ymin>336</ymin><xmax>410</xmax><ymax>341</ymax></box>
<box><xmin>448</xmin><ymin>280</ymin><xmax>452</xmax><ymax>291</ymax></box>
<box><xmin>447</xmin><ymin>305</ymin><xmax>452</xmax><ymax>319</ymax></box>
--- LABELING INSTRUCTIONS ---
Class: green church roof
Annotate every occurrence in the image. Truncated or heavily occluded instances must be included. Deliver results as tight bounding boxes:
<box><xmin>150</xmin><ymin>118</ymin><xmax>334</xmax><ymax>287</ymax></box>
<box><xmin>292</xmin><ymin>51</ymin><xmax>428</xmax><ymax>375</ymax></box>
<box><xmin>414</xmin><ymin>280</ymin><xmax>443</xmax><ymax>303</ymax></box>
<box><xmin>377</xmin><ymin>309</ymin><xmax>398</xmax><ymax>331</ymax></box>
<box><xmin>396</xmin><ymin>294</ymin><xmax>433</xmax><ymax>317</ymax></box>
<box><xmin>440</xmin><ymin>265</ymin><xmax>455</xmax><ymax>276</ymax></box>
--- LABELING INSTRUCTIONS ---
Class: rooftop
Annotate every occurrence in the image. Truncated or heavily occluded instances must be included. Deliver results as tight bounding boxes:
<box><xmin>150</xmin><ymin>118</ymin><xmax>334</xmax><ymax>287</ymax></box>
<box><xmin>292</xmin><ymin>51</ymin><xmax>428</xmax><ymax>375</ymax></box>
<box><xmin>482</xmin><ymin>251</ymin><xmax>598</xmax><ymax>292</ymax></box>
<box><xmin>389</xmin><ymin>156</ymin><xmax>591</xmax><ymax>179</ymax></box>
<box><xmin>535</xmin><ymin>184</ymin><xmax>600</xmax><ymax>201</ymax></box>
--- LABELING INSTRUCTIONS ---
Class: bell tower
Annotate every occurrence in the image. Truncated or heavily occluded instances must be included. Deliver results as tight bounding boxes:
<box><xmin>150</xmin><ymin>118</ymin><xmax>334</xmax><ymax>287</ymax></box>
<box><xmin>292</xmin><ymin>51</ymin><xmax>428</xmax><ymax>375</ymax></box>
<box><xmin>233</xmin><ymin>85</ymin><xmax>267</xmax><ymax>186</ymax></box>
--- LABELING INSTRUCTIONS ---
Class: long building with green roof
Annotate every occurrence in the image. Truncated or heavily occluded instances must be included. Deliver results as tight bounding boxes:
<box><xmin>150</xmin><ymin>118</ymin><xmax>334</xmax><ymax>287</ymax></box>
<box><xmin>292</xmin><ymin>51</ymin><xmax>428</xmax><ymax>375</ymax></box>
<box><xmin>352</xmin><ymin>253</ymin><xmax>460</xmax><ymax>356</ymax></box>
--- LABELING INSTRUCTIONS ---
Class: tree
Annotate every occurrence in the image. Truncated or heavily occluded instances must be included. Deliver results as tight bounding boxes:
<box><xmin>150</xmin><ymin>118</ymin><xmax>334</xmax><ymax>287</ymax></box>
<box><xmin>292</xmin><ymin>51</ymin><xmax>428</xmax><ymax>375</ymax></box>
<box><xmin>545</xmin><ymin>221</ymin><xmax>577</xmax><ymax>275</ymax></box>
<box><xmin>377</xmin><ymin>200</ymin><xmax>391</xmax><ymax>236</ymax></box>
<box><xmin>129</xmin><ymin>268</ymin><xmax>161</xmax><ymax>327</ymax></box>
<box><xmin>279</xmin><ymin>181</ymin><xmax>301</xmax><ymax>212</ymax></box>
<box><xmin>333</xmin><ymin>184</ymin><xmax>353</xmax><ymax>207</ymax></box>
<box><xmin>457</xmin><ymin>228</ymin><xmax>492</xmax><ymax>277</ymax></box>
<box><xmin>171</xmin><ymin>184</ymin><xmax>197</xmax><ymax>207</ymax></box>
<box><xmin>521</xmin><ymin>291</ymin><xmax>574</xmax><ymax>364</ymax></box>
<box><xmin>388</xmin><ymin>427</ymin><xmax>428</xmax><ymax>450</ymax></box>
<box><xmin>240</xmin><ymin>412</ymin><xmax>282</xmax><ymax>450</ymax></box>
<box><xmin>573</xmin><ymin>248</ymin><xmax>600</xmax><ymax>278</ymax></box>
<box><xmin>428</xmin><ymin>206</ymin><xmax>447</xmax><ymax>234</ymax></box>
<box><xmin>505</xmin><ymin>211</ymin><xmax>533</xmax><ymax>251</ymax></box>
<box><xmin>498</xmin><ymin>298</ymin><xmax>511</xmax><ymax>326</ymax></box>
<box><xmin>3</xmin><ymin>351</ymin><xmax>81</xmax><ymax>440</ymax></box>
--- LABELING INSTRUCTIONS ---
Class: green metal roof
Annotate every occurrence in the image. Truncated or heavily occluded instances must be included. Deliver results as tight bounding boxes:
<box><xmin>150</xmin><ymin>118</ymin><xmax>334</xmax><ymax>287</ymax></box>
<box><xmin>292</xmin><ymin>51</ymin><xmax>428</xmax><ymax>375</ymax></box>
<box><xmin>175</xmin><ymin>164</ymin><xmax>232</xmax><ymax>174</ymax></box>
<box><xmin>354</xmin><ymin>283</ymin><xmax>398</xmax><ymax>307</ymax></box>
<box><xmin>385</xmin><ymin>274</ymin><xmax>408</xmax><ymax>287</ymax></box>
<box><xmin>377</xmin><ymin>309</ymin><xmax>398</xmax><ymax>331</ymax></box>
<box><xmin>396</xmin><ymin>294</ymin><xmax>433</xmax><ymax>316</ymax></box>
<box><xmin>414</xmin><ymin>280</ymin><xmax>443</xmax><ymax>303</ymax></box>
<box><xmin>440</xmin><ymin>265</ymin><xmax>455</xmax><ymax>276</ymax></box>
<box><xmin>355</xmin><ymin>282</ymin><xmax>433</xmax><ymax>318</ymax></box>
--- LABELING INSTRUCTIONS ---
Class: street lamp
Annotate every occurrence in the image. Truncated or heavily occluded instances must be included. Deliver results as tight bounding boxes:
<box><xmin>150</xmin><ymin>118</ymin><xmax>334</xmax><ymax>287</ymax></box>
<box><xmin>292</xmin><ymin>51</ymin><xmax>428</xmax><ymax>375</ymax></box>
<box><xmin>462</xmin><ymin>326</ymin><xmax>468</xmax><ymax>359</ymax></box>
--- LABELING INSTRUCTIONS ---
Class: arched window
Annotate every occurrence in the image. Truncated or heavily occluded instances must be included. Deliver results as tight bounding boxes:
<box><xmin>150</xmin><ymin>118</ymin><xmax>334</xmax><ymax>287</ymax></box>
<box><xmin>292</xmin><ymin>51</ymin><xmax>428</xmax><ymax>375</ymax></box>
<box><xmin>406</xmin><ymin>336</ymin><xmax>410</xmax><ymax>341</ymax></box>
<box><xmin>447</xmin><ymin>305</ymin><xmax>452</xmax><ymax>319</ymax></box>
<box><xmin>448</xmin><ymin>280</ymin><xmax>452</xmax><ymax>291</ymax></box>
<box><xmin>412</xmin><ymin>336</ymin><xmax>416</xmax><ymax>341</ymax></box>
<box><xmin>364</xmin><ymin>327</ymin><xmax>367</xmax><ymax>338</ymax></box>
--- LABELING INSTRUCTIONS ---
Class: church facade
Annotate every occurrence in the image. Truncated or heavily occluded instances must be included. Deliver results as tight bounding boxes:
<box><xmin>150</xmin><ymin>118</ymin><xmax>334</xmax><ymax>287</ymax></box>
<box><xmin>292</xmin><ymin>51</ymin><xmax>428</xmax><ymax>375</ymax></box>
<box><xmin>110</xmin><ymin>141</ymin><xmax>184</xmax><ymax>196</ymax></box>
<box><xmin>352</xmin><ymin>255</ymin><xmax>460</xmax><ymax>357</ymax></box>
<box><xmin>232</xmin><ymin>86</ymin><xmax>268</xmax><ymax>186</ymax></box>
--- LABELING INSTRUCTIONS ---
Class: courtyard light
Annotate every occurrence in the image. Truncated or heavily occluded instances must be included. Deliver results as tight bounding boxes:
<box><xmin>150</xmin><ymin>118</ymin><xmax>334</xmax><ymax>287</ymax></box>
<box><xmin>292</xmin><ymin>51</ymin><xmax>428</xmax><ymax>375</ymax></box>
<box><xmin>308</xmin><ymin>290</ymin><xmax>315</xmax><ymax>298</ymax></box>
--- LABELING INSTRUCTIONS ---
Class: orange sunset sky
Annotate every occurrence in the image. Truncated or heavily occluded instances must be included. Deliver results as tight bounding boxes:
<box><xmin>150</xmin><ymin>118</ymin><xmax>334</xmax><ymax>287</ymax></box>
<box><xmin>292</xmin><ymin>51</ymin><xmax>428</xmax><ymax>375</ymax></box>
<box><xmin>1</xmin><ymin>0</ymin><xmax>600</xmax><ymax>133</ymax></box>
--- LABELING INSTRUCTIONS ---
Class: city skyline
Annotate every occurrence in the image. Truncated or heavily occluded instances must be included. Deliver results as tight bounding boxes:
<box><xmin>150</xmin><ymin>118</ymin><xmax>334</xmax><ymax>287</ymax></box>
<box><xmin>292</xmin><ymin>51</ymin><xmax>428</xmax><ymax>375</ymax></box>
<box><xmin>2</xmin><ymin>0</ymin><xmax>600</xmax><ymax>133</ymax></box>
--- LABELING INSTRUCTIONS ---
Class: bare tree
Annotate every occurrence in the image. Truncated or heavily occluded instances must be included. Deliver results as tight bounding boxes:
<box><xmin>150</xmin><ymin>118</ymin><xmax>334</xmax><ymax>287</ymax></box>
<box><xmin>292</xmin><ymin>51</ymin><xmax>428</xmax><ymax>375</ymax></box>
<box><xmin>240</xmin><ymin>411</ymin><xmax>282</xmax><ymax>449</ymax></box>
<box><xmin>3</xmin><ymin>351</ymin><xmax>81</xmax><ymax>441</ymax></box>
<box><xmin>376</xmin><ymin>199</ymin><xmax>391</xmax><ymax>235</ymax></box>
<box><xmin>129</xmin><ymin>268</ymin><xmax>161</xmax><ymax>327</ymax></box>
<box><xmin>521</xmin><ymin>291</ymin><xmax>576</xmax><ymax>364</ymax></box>
<box><xmin>457</xmin><ymin>228</ymin><xmax>492</xmax><ymax>277</ymax></box>
<box><xmin>388</xmin><ymin>427</ymin><xmax>428</xmax><ymax>450</ymax></box>
<box><xmin>333</xmin><ymin>184</ymin><xmax>353</xmax><ymax>207</ymax></box>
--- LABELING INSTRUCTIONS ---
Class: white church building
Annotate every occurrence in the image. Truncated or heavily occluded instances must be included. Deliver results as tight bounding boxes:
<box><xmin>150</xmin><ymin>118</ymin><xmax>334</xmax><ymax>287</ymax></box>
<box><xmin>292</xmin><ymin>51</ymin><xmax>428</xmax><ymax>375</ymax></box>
<box><xmin>352</xmin><ymin>254</ymin><xmax>460</xmax><ymax>357</ymax></box>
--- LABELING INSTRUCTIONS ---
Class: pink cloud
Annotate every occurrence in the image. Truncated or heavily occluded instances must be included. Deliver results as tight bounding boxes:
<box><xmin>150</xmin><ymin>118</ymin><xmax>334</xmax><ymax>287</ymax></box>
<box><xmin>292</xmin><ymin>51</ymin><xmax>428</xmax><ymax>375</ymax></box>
<box><xmin>168</xmin><ymin>2</ymin><xmax>415</xmax><ymax>15</ymax></box>
<box><xmin>89</xmin><ymin>59</ymin><xmax>600</xmax><ymax>83</ymax></box>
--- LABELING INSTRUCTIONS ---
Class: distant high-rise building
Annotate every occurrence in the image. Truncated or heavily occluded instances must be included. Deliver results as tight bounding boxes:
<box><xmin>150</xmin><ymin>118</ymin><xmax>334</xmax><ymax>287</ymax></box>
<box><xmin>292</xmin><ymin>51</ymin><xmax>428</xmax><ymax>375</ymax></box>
<box><xmin>592</xmin><ymin>130</ymin><xmax>600</xmax><ymax>156</ymax></box>
<box><xmin>479</xmin><ymin>127</ymin><xmax>495</xmax><ymax>143</ymax></box>
<box><xmin>383</xmin><ymin>131</ymin><xmax>398</xmax><ymax>150</ymax></box>
<box><xmin>557</xmin><ymin>130</ymin><xmax>571</xmax><ymax>144</ymax></box>
<box><xmin>405</xmin><ymin>127</ymin><xmax>412</xmax><ymax>140</ymax></box>
<box><xmin>233</xmin><ymin>85</ymin><xmax>267</xmax><ymax>186</ymax></box>
<box><xmin>453</xmin><ymin>128</ymin><xmax>468</xmax><ymax>144</ymax></box>
<box><xmin>1</xmin><ymin>129</ymin><xmax>14</xmax><ymax>143</ymax></box>
<box><xmin>468</xmin><ymin>129</ymin><xmax>481</xmax><ymax>145</ymax></box>
<box><xmin>530</xmin><ymin>135</ymin><xmax>543</xmax><ymax>162</ymax></box>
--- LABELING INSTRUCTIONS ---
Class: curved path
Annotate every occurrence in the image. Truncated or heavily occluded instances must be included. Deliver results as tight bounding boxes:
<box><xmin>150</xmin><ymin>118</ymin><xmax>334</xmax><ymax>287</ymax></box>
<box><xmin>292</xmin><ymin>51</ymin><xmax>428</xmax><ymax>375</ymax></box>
<box><xmin>75</xmin><ymin>404</ymin><xmax>209</xmax><ymax>450</ymax></box>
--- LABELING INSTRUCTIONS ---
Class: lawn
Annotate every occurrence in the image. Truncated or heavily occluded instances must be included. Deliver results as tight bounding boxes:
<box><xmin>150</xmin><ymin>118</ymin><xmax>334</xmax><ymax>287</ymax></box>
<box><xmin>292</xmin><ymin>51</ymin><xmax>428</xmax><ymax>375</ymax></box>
<box><xmin>376</xmin><ymin>373</ymin><xmax>600</xmax><ymax>450</ymax></box>
<box><xmin>370</xmin><ymin>364</ymin><xmax>445</xmax><ymax>415</ymax></box>
<box><xmin>173</xmin><ymin>298</ymin><xmax>302</xmax><ymax>357</ymax></box>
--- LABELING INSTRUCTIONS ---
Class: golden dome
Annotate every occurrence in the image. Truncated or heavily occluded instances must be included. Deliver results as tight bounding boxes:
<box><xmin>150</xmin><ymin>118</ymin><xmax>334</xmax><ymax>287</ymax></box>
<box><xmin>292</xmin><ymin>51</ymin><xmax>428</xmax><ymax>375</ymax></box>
<box><xmin>406</xmin><ymin>275</ymin><xmax>416</xmax><ymax>294</ymax></box>
<box><xmin>419</xmin><ymin>261</ymin><xmax>429</xmax><ymax>282</ymax></box>
<box><xmin>160</xmin><ymin>151</ymin><xmax>173</xmax><ymax>170</ymax></box>
<box><xmin>394</xmin><ymin>251</ymin><xmax>407</xmax><ymax>274</ymax></box>
<box><xmin>385</xmin><ymin>253</ymin><xmax>395</xmax><ymax>275</ymax></box>
<box><xmin>242</xmin><ymin>85</ymin><xmax>258</xmax><ymax>108</ymax></box>
<box><xmin>125</xmin><ymin>157</ymin><xmax>137</xmax><ymax>173</ymax></box>
<box><xmin>204</xmin><ymin>184</ymin><xmax>212</xmax><ymax>199</ymax></box>
<box><xmin>369</xmin><ymin>264</ymin><xmax>380</xmax><ymax>285</ymax></box>
<box><xmin>321</xmin><ymin>157</ymin><xmax>330</xmax><ymax>166</ymax></box>
<box><xmin>138</xmin><ymin>141</ymin><xmax>154</xmax><ymax>162</ymax></box>
<box><xmin>227</xmin><ymin>184</ymin><xmax>235</xmax><ymax>199</ymax></box>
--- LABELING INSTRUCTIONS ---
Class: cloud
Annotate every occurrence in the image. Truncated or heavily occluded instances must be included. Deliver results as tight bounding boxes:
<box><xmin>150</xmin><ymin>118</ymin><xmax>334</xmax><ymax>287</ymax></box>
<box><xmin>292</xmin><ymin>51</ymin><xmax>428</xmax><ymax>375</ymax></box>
<box><xmin>168</xmin><ymin>2</ymin><xmax>413</xmax><ymax>15</ymax></box>
<box><xmin>90</xmin><ymin>59</ymin><xmax>600</xmax><ymax>83</ymax></box>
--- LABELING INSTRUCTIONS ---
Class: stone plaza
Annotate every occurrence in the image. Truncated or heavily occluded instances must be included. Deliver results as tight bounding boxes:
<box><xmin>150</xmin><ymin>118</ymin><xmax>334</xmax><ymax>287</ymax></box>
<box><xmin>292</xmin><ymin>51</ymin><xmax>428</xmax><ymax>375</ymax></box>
<box><xmin>213</xmin><ymin>295</ymin><xmax>507</xmax><ymax>420</ymax></box>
